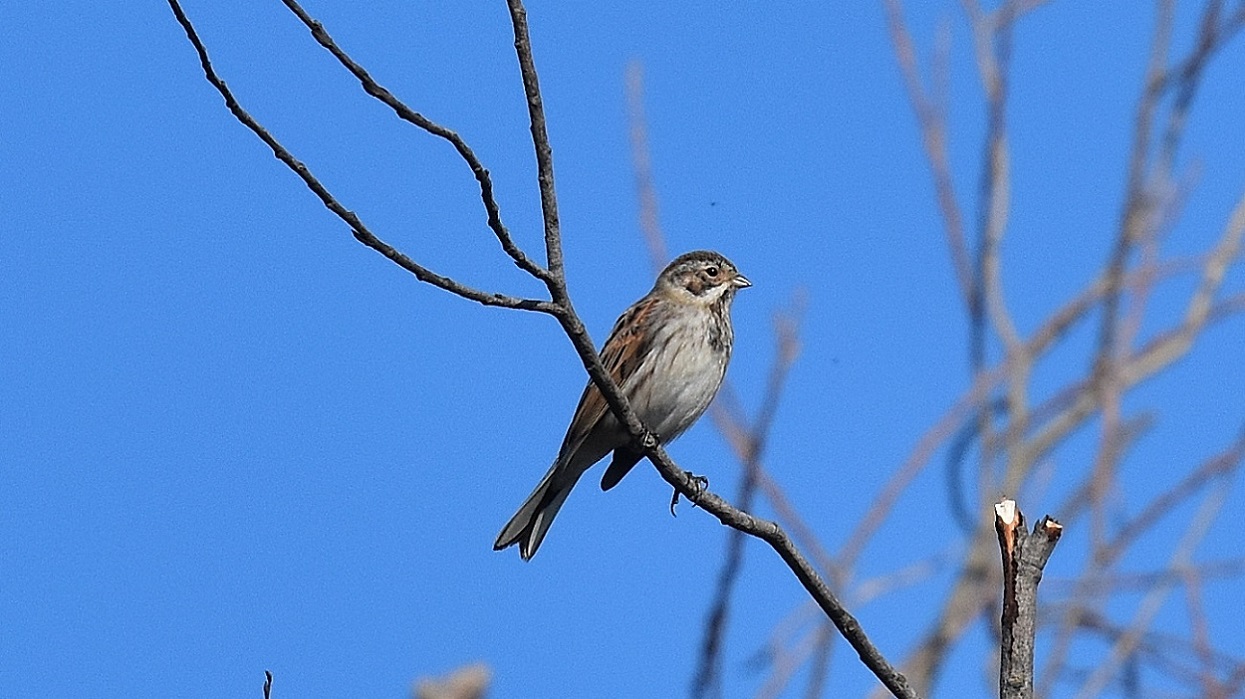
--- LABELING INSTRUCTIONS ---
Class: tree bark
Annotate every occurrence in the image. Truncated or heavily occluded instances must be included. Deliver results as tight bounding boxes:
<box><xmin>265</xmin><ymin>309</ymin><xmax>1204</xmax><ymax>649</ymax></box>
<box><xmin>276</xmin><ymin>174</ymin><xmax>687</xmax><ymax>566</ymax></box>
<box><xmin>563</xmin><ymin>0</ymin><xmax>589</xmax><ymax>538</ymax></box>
<box><xmin>995</xmin><ymin>499</ymin><xmax>1062</xmax><ymax>699</ymax></box>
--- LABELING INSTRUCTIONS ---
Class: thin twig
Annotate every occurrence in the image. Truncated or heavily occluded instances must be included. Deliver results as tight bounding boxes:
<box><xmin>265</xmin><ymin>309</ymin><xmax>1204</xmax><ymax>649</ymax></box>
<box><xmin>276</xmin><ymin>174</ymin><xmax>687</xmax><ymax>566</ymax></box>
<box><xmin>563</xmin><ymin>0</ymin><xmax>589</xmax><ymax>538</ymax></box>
<box><xmin>274</xmin><ymin>0</ymin><xmax>552</xmax><ymax>283</ymax></box>
<box><xmin>166</xmin><ymin>0</ymin><xmax>554</xmax><ymax>314</ymax></box>
<box><xmin>505</xmin><ymin>0</ymin><xmax>566</xmax><ymax>284</ymax></box>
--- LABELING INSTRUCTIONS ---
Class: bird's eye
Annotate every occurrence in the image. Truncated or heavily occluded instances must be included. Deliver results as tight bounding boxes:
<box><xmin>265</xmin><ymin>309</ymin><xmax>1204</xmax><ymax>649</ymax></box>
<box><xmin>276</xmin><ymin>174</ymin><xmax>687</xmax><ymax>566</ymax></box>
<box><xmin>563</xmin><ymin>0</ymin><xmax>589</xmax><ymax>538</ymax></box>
<box><xmin>705</xmin><ymin>266</ymin><xmax>719</xmax><ymax>277</ymax></box>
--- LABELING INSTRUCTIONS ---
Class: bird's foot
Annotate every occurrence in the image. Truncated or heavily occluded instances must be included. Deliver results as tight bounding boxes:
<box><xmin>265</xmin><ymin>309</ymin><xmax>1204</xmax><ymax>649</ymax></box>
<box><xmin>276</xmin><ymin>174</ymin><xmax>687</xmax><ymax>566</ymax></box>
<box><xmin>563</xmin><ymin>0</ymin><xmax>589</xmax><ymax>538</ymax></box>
<box><xmin>669</xmin><ymin>471</ymin><xmax>709</xmax><ymax>516</ymax></box>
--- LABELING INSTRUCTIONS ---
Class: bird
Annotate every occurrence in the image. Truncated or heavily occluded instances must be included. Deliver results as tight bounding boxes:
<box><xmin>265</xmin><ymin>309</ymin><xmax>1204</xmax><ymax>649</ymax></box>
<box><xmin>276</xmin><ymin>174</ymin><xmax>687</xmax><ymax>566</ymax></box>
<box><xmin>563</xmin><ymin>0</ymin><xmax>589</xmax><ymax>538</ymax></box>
<box><xmin>494</xmin><ymin>250</ymin><xmax>750</xmax><ymax>559</ymax></box>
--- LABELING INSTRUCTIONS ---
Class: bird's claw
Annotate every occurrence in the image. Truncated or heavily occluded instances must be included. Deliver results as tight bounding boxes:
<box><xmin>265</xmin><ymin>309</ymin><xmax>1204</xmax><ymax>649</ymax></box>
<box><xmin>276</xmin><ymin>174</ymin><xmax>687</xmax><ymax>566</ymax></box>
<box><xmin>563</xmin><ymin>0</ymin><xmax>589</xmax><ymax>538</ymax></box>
<box><xmin>669</xmin><ymin>471</ymin><xmax>709</xmax><ymax>516</ymax></box>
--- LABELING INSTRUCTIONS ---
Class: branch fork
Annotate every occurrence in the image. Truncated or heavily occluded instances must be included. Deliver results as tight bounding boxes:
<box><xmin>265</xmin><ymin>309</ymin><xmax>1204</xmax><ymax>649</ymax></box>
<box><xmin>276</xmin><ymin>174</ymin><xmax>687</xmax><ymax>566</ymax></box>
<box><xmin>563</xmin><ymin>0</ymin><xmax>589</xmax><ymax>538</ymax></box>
<box><xmin>995</xmin><ymin>499</ymin><xmax>1063</xmax><ymax>699</ymax></box>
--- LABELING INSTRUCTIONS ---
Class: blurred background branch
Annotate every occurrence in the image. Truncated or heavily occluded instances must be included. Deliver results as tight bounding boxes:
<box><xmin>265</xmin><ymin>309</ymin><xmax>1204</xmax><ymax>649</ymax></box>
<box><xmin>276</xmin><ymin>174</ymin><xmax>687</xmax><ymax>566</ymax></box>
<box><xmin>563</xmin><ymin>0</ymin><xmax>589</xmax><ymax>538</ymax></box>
<box><xmin>171</xmin><ymin>0</ymin><xmax>1245</xmax><ymax>696</ymax></box>
<box><xmin>623</xmin><ymin>0</ymin><xmax>1245</xmax><ymax>696</ymax></box>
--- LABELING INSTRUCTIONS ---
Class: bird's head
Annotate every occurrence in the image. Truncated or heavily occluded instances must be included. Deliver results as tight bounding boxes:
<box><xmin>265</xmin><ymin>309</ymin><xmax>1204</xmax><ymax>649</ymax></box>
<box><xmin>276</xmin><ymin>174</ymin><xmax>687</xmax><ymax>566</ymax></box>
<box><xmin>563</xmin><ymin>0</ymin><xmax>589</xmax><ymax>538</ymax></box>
<box><xmin>655</xmin><ymin>250</ymin><xmax>750</xmax><ymax>305</ymax></box>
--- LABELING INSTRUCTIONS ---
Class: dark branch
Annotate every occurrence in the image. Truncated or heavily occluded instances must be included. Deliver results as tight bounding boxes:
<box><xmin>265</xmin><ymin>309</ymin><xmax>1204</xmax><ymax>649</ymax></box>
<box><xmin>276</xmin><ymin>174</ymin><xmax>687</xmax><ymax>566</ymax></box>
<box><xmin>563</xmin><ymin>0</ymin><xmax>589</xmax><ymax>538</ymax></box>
<box><xmin>275</xmin><ymin>0</ymin><xmax>552</xmax><ymax>283</ymax></box>
<box><xmin>505</xmin><ymin>0</ymin><xmax>566</xmax><ymax>284</ymax></box>
<box><xmin>166</xmin><ymin>0</ymin><xmax>553</xmax><ymax>314</ymax></box>
<box><xmin>665</xmin><ymin>459</ymin><xmax>921</xmax><ymax>698</ymax></box>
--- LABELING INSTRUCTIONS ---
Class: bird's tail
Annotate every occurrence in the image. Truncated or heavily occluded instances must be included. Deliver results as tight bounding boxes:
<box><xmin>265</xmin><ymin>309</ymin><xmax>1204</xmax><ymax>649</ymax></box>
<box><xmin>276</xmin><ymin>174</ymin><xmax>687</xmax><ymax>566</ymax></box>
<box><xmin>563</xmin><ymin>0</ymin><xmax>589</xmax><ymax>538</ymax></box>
<box><xmin>494</xmin><ymin>464</ymin><xmax>582</xmax><ymax>560</ymax></box>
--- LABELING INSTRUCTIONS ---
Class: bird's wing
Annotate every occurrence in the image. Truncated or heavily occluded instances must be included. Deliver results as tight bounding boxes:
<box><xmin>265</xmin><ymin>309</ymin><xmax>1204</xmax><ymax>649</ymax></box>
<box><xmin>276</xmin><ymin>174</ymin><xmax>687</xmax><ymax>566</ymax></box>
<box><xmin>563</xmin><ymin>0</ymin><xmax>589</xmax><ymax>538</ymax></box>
<box><xmin>555</xmin><ymin>294</ymin><xmax>659</xmax><ymax>464</ymax></box>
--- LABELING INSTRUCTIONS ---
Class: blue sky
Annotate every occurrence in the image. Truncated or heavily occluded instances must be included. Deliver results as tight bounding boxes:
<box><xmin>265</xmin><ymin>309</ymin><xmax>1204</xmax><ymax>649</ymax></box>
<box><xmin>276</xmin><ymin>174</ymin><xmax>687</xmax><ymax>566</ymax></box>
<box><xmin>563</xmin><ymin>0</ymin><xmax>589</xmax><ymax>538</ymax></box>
<box><xmin>3</xmin><ymin>2</ymin><xmax>1244</xmax><ymax>698</ymax></box>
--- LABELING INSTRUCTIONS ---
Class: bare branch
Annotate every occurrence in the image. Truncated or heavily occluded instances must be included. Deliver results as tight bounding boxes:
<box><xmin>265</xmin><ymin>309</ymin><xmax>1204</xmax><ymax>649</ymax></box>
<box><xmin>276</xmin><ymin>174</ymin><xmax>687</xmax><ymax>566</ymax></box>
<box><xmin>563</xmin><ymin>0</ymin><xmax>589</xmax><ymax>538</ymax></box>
<box><xmin>166</xmin><ymin>0</ymin><xmax>554</xmax><ymax>314</ymax></box>
<box><xmin>273</xmin><ymin>0</ymin><xmax>552</xmax><ymax>283</ymax></box>
<box><xmin>505</xmin><ymin>0</ymin><xmax>566</xmax><ymax>284</ymax></box>
<box><xmin>1093</xmin><ymin>0</ymin><xmax>1245</xmax><ymax>382</ymax></box>
<box><xmin>995</xmin><ymin>500</ymin><xmax>1062</xmax><ymax>699</ymax></box>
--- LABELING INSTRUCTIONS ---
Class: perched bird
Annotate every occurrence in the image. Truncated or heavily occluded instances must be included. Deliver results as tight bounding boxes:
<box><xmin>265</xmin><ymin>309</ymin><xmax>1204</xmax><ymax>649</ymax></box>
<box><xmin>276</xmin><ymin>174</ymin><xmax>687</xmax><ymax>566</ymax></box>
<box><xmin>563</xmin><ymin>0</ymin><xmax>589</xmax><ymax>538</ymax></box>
<box><xmin>494</xmin><ymin>250</ymin><xmax>750</xmax><ymax>559</ymax></box>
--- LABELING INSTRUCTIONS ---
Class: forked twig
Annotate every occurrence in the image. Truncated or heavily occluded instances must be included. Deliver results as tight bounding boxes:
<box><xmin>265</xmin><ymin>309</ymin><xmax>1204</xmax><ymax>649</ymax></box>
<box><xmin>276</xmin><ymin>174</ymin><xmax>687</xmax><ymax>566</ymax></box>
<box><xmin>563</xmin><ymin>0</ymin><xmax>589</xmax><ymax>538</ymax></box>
<box><xmin>995</xmin><ymin>500</ymin><xmax>1062</xmax><ymax>699</ymax></box>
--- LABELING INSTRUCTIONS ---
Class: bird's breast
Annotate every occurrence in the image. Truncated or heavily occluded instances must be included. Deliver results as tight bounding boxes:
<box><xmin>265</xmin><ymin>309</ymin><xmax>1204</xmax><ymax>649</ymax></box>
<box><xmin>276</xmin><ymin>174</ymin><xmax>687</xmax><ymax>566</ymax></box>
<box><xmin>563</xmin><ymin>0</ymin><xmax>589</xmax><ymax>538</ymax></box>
<box><xmin>622</xmin><ymin>308</ymin><xmax>732</xmax><ymax>441</ymax></box>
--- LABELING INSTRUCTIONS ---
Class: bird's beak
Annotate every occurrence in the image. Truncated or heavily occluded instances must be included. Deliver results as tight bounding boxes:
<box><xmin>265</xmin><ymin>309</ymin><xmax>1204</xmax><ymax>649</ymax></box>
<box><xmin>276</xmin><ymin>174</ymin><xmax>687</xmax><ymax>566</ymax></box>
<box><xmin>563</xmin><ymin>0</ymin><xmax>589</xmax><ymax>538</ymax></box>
<box><xmin>732</xmin><ymin>273</ymin><xmax>752</xmax><ymax>289</ymax></box>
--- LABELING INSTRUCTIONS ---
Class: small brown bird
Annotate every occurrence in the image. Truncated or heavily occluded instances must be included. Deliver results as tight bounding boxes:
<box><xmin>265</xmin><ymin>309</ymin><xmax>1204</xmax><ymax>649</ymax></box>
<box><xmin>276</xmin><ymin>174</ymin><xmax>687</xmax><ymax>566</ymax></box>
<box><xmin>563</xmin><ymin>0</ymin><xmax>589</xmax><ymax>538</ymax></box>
<box><xmin>494</xmin><ymin>250</ymin><xmax>750</xmax><ymax>559</ymax></box>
